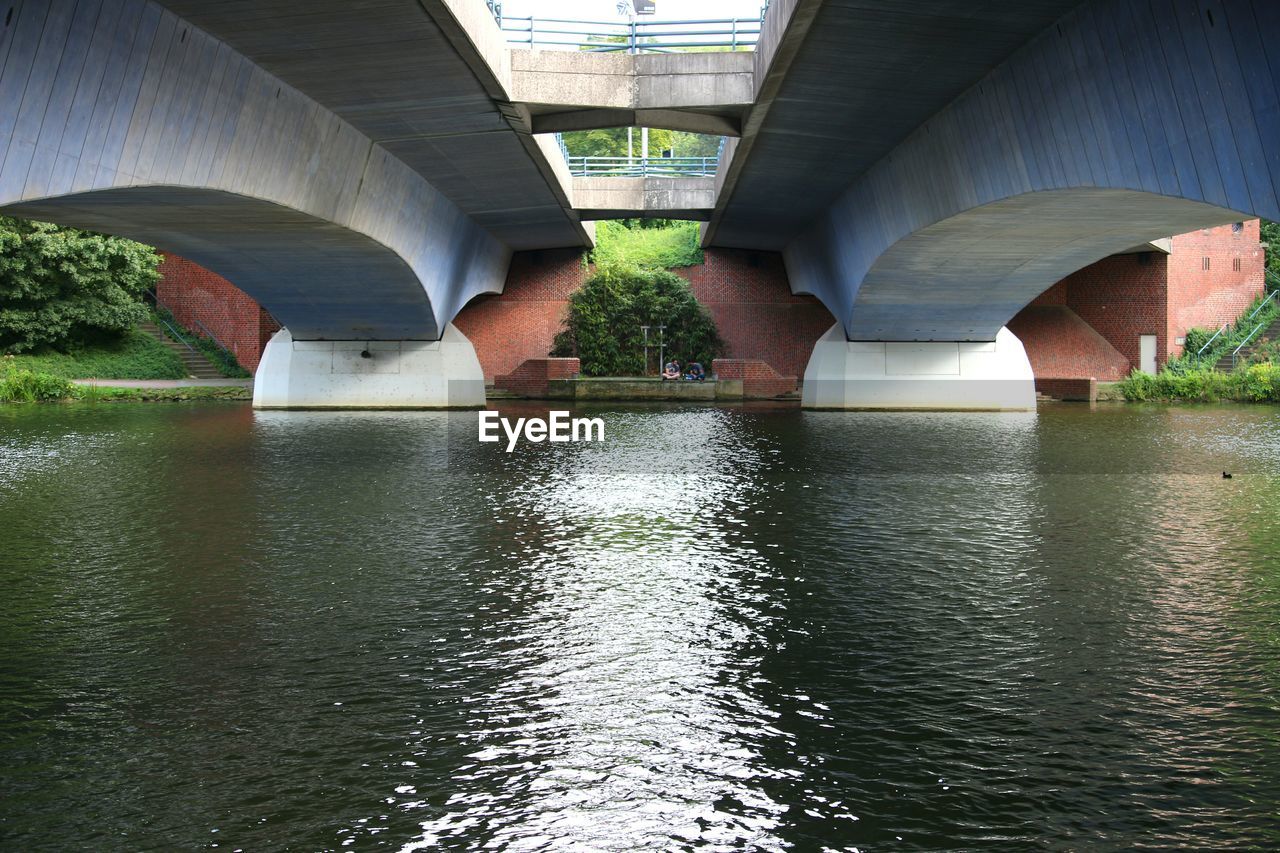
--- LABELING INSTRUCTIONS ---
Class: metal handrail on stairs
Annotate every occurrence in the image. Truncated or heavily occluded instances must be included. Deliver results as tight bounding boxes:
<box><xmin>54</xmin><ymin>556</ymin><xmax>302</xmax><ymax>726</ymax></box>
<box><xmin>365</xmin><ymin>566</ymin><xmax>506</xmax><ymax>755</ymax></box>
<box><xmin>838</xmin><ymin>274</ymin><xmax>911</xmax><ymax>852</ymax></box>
<box><xmin>1196</xmin><ymin>323</ymin><xmax>1229</xmax><ymax>358</ymax></box>
<box><xmin>1245</xmin><ymin>287</ymin><xmax>1277</xmax><ymax>322</ymax></box>
<box><xmin>1231</xmin><ymin>323</ymin><xmax>1267</xmax><ymax>370</ymax></box>
<box><xmin>144</xmin><ymin>288</ymin><xmax>237</xmax><ymax>363</ymax></box>
<box><xmin>1228</xmin><ymin>290</ymin><xmax>1279</xmax><ymax>369</ymax></box>
<box><xmin>151</xmin><ymin>313</ymin><xmax>201</xmax><ymax>359</ymax></box>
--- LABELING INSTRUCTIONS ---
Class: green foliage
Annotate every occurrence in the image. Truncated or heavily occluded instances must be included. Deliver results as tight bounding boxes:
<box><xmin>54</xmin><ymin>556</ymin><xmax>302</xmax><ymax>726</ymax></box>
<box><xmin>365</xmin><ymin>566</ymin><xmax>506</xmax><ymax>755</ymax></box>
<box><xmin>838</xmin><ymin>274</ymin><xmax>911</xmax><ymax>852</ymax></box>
<box><xmin>1165</xmin><ymin>290</ymin><xmax>1280</xmax><ymax>371</ymax></box>
<box><xmin>559</xmin><ymin>129</ymin><xmax>718</xmax><ymax>160</ymax></box>
<box><xmin>1240</xmin><ymin>362</ymin><xmax>1280</xmax><ymax>401</ymax></box>
<box><xmin>1181</xmin><ymin>326</ymin><xmax>1213</xmax><ymax>358</ymax></box>
<box><xmin>1262</xmin><ymin>219</ymin><xmax>1280</xmax><ymax>286</ymax></box>
<box><xmin>3</xmin><ymin>329</ymin><xmax>187</xmax><ymax>379</ymax></box>
<box><xmin>78</xmin><ymin>384</ymin><xmax>253</xmax><ymax>402</ymax></box>
<box><xmin>0</xmin><ymin>216</ymin><xmax>159</xmax><ymax>353</ymax></box>
<box><xmin>590</xmin><ymin>219</ymin><xmax>703</xmax><ymax>268</ymax></box>
<box><xmin>550</xmin><ymin>264</ymin><xmax>723</xmax><ymax>376</ymax></box>
<box><xmin>562</xmin><ymin>127</ymin><xmax>676</xmax><ymax>159</ymax></box>
<box><xmin>153</xmin><ymin>307</ymin><xmax>251</xmax><ymax>378</ymax></box>
<box><xmin>1117</xmin><ymin>365</ymin><xmax>1280</xmax><ymax>403</ymax></box>
<box><xmin>0</xmin><ymin>359</ymin><xmax>80</xmax><ymax>402</ymax></box>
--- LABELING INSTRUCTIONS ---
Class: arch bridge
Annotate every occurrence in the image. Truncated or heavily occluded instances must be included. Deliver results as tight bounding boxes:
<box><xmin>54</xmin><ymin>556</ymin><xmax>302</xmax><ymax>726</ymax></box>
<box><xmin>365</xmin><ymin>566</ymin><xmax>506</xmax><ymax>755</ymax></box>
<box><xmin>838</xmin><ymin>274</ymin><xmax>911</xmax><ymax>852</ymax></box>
<box><xmin>2</xmin><ymin>0</ymin><xmax>1277</xmax><ymax>407</ymax></box>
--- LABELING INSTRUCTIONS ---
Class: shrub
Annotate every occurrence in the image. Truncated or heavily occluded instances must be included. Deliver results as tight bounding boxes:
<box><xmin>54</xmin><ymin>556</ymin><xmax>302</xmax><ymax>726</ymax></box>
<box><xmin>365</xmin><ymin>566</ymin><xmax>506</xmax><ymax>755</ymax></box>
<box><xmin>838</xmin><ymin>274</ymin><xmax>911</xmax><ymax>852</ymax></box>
<box><xmin>0</xmin><ymin>216</ymin><xmax>159</xmax><ymax>353</ymax></box>
<box><xmin>1181</xmin><ymin>327</ymin><xmax>1213</xmax><ymax>358</ymax></box>
<box><xmin>1241</xmin><ymin>363</ymin><xmax>1280</xmax><ymax>402</ymax></box>
<box><xmin>0</xmin><ymin>361</ymin><xmax>79</xmax><ymax>402</ymax></box>
<box><xmin>1118</xmin><ymin>370</ymin><xmax>1158</xmax><ymax>401</ymax></box>
<box><xmin>550</xmin><ymin>263</ymin><xmax>723</xmax><ymax>376</ymax></box>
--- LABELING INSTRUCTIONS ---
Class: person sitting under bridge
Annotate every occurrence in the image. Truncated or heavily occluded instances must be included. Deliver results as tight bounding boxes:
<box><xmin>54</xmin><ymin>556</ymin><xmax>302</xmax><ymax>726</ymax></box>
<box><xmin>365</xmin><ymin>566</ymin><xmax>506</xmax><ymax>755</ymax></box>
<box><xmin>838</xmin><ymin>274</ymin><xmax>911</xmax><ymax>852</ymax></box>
<box><xmin>662</xmin><ymin>360</ymin><xmax>681</xmax><ymax>380</ymax></box>
<box><xmin>685</xmin><ymin>362</ymin><xmax>706</xmax><ymax>381</ymax></box>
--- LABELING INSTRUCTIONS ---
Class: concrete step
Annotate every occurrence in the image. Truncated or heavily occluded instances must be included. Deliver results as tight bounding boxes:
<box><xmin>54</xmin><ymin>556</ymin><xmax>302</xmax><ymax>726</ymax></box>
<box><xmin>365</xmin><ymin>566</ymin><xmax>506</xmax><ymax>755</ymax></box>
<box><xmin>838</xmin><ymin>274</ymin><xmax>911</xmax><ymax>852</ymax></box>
<box><xmin>1212</xmin><ymin>313</ymin><xmax>1280</xmax><ymax>372</ymax></box>
<box><xmin>137</xmin><ymin>319</ymin><xmax>226</xmax><ymax>378</ymax></box>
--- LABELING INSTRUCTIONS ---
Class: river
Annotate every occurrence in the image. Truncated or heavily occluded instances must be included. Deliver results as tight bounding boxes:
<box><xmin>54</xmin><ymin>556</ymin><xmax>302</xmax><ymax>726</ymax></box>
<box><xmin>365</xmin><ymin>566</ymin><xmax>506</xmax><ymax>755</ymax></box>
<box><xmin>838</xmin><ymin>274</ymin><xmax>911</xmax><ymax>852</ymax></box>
<box><xmin>2</xmin><ymin>401</ymin><xmax>1279</xmax><ymax>850</ymax></box>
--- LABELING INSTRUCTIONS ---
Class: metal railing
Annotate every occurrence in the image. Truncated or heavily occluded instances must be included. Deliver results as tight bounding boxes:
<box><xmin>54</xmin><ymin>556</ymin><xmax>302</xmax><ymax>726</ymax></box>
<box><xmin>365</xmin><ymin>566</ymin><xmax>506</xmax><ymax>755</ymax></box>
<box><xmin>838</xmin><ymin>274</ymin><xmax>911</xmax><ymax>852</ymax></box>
<box><xmin>144</xmin><ymin>288</ymin><xmax>237</xmax><ymax>363</ymax></box>
<box><xmin>488</xmin><ymin>10</ymin><xmax>764</xmax><ymax>52</ymax></box>
<box><xmin>567</xmin><ymin>155</ymin><xmax>719</xmax><ymax>177</ymax></box>
<box><xmin>1228</xmin><ymin>289</ymin><xmax>1279</xmax><ymax>369</ymax></box>
<box><xmin>1246</xmin><ymin>286</ymin><xmax>1277</xmax><ymax>322</ymax></box>
<box><xmin>1232</xmin><ymin>321</ymin><xmax>1267</xmax><ymax>370</ymax></box>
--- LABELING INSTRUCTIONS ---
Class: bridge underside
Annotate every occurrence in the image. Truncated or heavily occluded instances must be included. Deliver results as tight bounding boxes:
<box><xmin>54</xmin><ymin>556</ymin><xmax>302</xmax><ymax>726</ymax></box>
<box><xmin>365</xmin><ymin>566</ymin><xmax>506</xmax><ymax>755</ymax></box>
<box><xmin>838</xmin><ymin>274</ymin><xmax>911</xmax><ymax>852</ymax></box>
<box><xmin>4</xmin><ymin>188</ymin><xmax>441</xmax><ymax>341</ymax></box>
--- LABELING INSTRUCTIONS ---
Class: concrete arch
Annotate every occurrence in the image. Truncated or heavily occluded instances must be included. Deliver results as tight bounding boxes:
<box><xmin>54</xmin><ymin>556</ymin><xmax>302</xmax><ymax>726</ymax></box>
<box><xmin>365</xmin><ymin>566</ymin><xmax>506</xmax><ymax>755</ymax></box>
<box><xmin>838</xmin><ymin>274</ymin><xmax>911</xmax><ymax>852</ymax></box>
<box><xmin>849</xmin><ymin>188</ymin><xmax>1245</xmax><ymax>341</ymax></box>
<box><xmin>5</xmin><ymin>186</ymin><xmax>440</xmax><ymax>340</ymax></box>
<box><xmin>0</xmin><ymin>0</ymin><xmax>510</xmax><ymax>340</ymax></box>
<box><xmin>785</xmin><ymin>0</ymin><xmax>1280</xmax><ymax>341</ymax></box>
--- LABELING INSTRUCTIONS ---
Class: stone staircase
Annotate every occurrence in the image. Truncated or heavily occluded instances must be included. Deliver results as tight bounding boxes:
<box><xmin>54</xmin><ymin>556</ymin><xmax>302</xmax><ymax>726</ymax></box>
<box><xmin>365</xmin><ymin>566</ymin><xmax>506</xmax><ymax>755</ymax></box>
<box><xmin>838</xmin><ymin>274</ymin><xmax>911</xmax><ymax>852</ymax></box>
<box><xmin>137</xmin><ymin>319</ymin><xmax>225</xmax><ymax>379</ymax></box>
<box><xmin>1214</xmin><ymin>314</ymin><xmax>1280</xmax><ymax>372</ymax></box>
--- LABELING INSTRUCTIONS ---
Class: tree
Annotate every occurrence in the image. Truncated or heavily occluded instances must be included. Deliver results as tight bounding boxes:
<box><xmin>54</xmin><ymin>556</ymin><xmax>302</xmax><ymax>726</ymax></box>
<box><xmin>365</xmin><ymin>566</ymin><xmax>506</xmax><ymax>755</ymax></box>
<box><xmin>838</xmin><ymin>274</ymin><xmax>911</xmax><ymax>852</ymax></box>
<box><xmin>1262</xmin><ymin>219</ymin><xmax>1280</xmax><ymax>290</ymax></box>
<box><xmin>551</xmin><ymin>263</ymin><xmax>723</xmax><ymax>375</ymax></box>
<box><xmin>561</xmin><ymin>127</ymin><xmax>676</xmax><ymax>159</ymax></box>
<box><xmin>0</xmin><ymin>217</ymin><xmax>159</xmax><ymax>353</ymax></box>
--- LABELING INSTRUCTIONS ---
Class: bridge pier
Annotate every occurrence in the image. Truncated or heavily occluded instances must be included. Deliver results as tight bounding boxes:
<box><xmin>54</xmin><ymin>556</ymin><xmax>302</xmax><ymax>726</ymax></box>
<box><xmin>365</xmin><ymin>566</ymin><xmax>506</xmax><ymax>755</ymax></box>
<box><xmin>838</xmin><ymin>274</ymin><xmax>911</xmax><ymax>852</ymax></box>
<box><xmin>800</xmin><ymin>325</ymin><xmax>1036</xmax><ymax>411</ymax></box>
<box><xmin>252</xmin><ymin>326</ymin><xmax>486</xmax><ymax>409</ymax></box>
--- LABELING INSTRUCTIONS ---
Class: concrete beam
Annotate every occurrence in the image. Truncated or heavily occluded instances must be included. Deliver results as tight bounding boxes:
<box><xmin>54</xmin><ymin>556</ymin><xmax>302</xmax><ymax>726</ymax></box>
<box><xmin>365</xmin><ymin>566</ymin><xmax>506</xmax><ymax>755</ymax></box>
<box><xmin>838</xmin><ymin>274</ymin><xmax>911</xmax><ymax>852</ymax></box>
<box><xmin>512</xmin><ymin>50</ymin><xmax>752</xmax><ymax>135</ymax></box>
<box><xmin>572</xmin><ymin>177</ymin><xmax>716</xmax><ymax>221</ymax></box>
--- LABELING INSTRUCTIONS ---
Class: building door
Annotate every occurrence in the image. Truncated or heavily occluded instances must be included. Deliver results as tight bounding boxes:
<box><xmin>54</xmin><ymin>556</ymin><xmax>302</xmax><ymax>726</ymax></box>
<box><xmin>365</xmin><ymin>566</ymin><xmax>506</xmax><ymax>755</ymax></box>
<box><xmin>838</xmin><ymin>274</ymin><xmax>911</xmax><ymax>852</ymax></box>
<box><xmin>1140</xmin><ymin>334</ymin><xmax>1158</xmax><ymax>375</ymax></box>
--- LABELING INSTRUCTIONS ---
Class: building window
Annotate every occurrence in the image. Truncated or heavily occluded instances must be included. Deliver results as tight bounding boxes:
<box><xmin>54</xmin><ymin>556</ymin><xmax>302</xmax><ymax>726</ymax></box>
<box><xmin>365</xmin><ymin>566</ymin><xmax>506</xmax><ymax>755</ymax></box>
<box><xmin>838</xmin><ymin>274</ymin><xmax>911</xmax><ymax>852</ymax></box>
<box><xmin>1202</xmin><ymin>257</ymin><xmax>1211</xmax><ymax>271</ymax></box>
<box><xmin>1233</xmin><ymin>221</ymin><xmax>1244</xmax><ymax>233</ymax></box>
<box><xmin>1234</xmin><ymin>257</ymin><xmax>1242</xmax><ymax>272</ymax></box>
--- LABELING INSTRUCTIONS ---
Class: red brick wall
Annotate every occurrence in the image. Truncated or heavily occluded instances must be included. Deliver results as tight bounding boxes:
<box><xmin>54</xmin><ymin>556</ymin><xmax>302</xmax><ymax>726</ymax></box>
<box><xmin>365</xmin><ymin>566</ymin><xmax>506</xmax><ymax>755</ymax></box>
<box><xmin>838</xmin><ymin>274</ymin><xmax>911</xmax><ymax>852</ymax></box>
<box><xmin>494</xmin><ymin>357</ymin><xmax>580</xmax><ymax>397</ymax></box>
<box><xmin>1165</xmin><ymin>221</ymin><xmax>1265</xmax><ymax>357</ymax></box>
<box><xmin>712</xmin><ymin>358</ymin><xmax>797</xmax><ymax>397</ymax></box>
<box><xmin>681</xmin><ymin>250</ymin><xmax>835</xmax><ymax>378</ymax></box>
<box><xmin>454</xmin><ymin>247</ymin><xmax>834</xmax><ymax>382</ymax></box>
<box><xmin>1008</xmin><ymin>305</ymin><xmax>1131</xmax><ymax>381</ymax></box>
<box><xmin>156</xmin><ymin>254</ymin><xmax>279</xmax><ymax>372</ymax></box>
<box><xmin>1012</xmin><ymin>222</ymin><xmax>1266</xmax><ymax>378</ymax></box>
<box><xmin>1053</xmin><ymin>252</ymin><xmax>1168</xmax><ymax>371</ymax></box>
<box><xmin>453</xmin><ymin>249</ymin><xmax>585</xmax><ymax>382</ymax></box>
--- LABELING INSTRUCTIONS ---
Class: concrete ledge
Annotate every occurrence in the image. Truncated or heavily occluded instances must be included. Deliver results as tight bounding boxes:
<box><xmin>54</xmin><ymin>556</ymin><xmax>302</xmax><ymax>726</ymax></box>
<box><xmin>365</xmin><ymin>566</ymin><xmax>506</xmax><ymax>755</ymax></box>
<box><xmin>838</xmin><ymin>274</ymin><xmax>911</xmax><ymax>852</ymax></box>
<box><xmin>572</xmin><ymin>176</ymin><xmax>716</xmax><ymax>220</ymax></box>
<box><xmin>1036</xmin><ymin>377</ymin><xmax>1098</xmax><ymax>402</ymax></box>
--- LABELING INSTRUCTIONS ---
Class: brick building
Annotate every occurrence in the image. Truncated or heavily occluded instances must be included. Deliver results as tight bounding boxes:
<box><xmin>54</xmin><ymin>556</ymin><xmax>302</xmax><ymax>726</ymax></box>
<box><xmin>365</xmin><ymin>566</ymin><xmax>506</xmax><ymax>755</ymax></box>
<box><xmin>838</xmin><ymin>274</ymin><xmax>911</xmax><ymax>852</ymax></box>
<box><xmin>1009</xmin><ymin>221</ymin><xmax>1265</xmax><ymax>389</ymax></box>
<box><xmin>154</xmin><ymin>221</ymin><xmax>1263</xmax><ymax>388</ymax></box>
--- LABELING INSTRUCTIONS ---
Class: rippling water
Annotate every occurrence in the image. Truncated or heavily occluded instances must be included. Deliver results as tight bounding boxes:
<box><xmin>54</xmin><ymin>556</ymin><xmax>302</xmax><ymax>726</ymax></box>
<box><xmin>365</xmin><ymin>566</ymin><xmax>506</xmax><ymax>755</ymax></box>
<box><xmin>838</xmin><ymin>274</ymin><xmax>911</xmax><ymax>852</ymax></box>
<box><xmin>2</xmin><ymin>402</ymin><xmax>1279</xmax><ymax>850</ymax></box>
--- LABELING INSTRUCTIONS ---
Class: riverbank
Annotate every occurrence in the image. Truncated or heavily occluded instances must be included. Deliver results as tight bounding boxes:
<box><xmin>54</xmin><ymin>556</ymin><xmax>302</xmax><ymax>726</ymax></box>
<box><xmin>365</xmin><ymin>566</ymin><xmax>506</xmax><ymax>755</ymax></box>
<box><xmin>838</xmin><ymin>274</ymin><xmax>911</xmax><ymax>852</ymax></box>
<box><xmin>74</xmin><ymin>380</ymin><xmax>252</xmax><ymax>402</ymax></box>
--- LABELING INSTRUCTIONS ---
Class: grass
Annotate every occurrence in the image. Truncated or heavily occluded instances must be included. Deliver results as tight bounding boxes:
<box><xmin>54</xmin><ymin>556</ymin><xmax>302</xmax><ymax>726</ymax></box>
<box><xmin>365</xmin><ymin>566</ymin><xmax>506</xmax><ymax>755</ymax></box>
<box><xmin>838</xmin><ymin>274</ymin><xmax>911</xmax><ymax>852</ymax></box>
<box><xmin>152</xmin><ymin>307</ymin><xmax>252</xmax><ymax>378</ymax></box>
<box><xmin>3</xmin><ymin>329</ymin><xmax>187</xmax><ymax>379</ymax></box>
<box><xmin>77</xmin><ymin>384</ymin><xmax>252</xmax><ymax>402</ymax></box>
<box><xmin>590</xmin><ymin>220</ymin><xmax>704</xmax><ymax>268</ymax></box>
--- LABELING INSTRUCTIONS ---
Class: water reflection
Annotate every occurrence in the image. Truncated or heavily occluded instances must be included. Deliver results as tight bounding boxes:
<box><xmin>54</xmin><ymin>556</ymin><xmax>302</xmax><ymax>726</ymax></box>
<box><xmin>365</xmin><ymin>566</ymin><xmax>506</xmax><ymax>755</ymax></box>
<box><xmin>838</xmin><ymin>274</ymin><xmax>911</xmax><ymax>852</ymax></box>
<box><xmin>2</xmin><ymin>403</ymin><xmax>1280</xmax><ymax>850</ymax></box>
<box><xmin>401</xmin><ymin>409</ymin><xmax>794</xmax><ymax>850</ymax></box>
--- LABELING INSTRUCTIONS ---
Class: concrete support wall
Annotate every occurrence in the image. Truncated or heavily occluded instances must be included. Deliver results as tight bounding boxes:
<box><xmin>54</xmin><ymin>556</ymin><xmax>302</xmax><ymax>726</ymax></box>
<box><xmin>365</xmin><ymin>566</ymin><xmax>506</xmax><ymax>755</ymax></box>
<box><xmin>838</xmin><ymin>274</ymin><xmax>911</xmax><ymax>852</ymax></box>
<box><xmin>252</xmin><ymin>326</ymin><xmax>485</xmax><ymax>409</ymax></box>
<box><xmin>801</xmin><ymin>325</ymin><xmax>1036</xmax><ymax>411</ymax></box>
